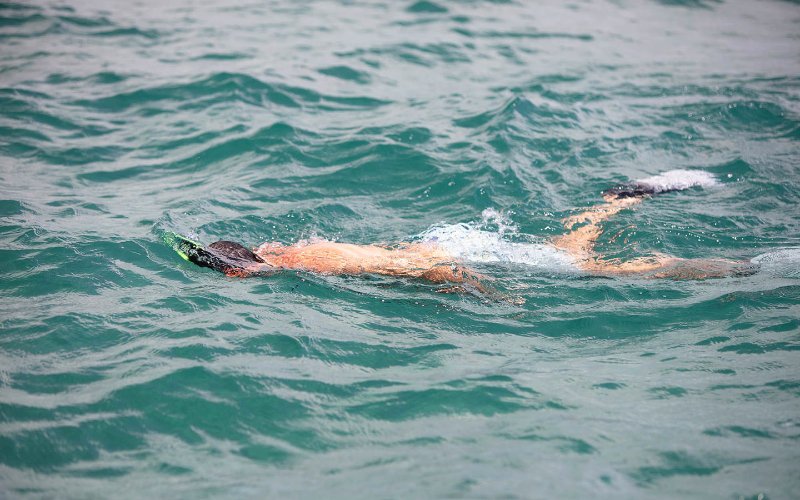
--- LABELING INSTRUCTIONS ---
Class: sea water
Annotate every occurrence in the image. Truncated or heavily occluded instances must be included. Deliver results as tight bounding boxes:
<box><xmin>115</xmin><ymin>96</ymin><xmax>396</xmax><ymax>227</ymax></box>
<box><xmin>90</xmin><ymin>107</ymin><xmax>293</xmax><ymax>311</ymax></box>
<box><xmin>1</xmin><ymin>0</ymin><xmax>799</xmax><ymax>498</ymax></box>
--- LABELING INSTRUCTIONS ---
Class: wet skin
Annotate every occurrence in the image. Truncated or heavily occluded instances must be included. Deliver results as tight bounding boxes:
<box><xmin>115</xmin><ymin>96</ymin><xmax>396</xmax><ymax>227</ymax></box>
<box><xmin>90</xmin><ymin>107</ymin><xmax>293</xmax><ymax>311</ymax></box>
<box><xmin>228</xmin><ymin>192</ymin><xmax>754</xmax><ymax>288</ymax></box>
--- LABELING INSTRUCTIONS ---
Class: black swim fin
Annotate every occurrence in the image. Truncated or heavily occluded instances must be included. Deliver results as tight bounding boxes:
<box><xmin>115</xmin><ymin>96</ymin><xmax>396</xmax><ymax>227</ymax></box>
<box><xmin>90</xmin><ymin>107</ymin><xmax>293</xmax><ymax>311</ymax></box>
<box><xmin>602</xmin><ymin>182</ymin><xmax>660</xmax><ymax>199</ymax></box>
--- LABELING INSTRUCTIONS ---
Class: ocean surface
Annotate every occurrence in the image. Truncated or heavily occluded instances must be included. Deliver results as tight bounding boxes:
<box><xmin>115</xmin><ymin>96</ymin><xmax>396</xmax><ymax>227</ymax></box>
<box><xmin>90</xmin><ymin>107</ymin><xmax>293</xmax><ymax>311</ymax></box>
<box><xmin>1</xmin><ymin>0</ymin><xmax>799</xmax><ymax>497</ymax></box>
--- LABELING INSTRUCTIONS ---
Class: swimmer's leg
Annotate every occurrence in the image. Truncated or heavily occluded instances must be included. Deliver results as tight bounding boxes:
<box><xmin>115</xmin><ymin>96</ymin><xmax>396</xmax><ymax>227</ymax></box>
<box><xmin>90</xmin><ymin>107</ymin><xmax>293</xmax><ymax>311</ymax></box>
<box><xmin>552</xmin><ymin>194</ymin><xmax>645</xmax><ymax>264</ymax></box>
<box><xmin>583</xmin><ymin>254</ymin><xmax>757</xmax><ymax>278</ymax></box>
<box><xmin>647</xmin><ymin>258</ymin><xmax>758</xmax><ymax>279</ymax></box>
<box><xmin>552</xmin><ymin>171</ymin><xmax>751</xmax><ymax>279</ymax></box>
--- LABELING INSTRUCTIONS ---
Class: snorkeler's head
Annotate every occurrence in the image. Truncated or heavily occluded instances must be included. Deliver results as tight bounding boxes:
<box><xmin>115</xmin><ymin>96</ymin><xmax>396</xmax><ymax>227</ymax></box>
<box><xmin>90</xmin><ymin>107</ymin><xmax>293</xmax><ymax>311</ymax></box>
<box><xmin>166</xmin><ymin>232</ymin><xmax>275</xmax><ymax>277</ymax></box>
<box><xmin>180</xmin><ymin>240</ymin><xmax>273</xmax><ymax>276</ymax></box>
<box><xmin>208</xmin><ymin>241</ymin><xmax>264</xmax><ymax>264</ymax></box>
<box><xmin>205</xmin><ymin>240</ymin><xmax>277</xmax><ymax>276</ymax></box>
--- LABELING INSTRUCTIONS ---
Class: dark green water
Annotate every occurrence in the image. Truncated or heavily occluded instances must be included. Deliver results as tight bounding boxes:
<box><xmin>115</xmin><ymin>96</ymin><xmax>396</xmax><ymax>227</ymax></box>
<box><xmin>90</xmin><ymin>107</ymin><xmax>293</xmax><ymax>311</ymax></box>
<box><xmin>1</xmin><ymin>0</ymin><xmax>799</xmax><ymax>497</ymax></box>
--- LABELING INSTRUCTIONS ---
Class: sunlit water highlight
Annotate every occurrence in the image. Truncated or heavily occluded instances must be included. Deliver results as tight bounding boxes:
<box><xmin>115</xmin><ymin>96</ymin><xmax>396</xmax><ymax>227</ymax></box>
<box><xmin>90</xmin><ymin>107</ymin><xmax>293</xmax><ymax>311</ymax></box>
<box><xmin>1</xmin><ymin>0</ymin><xmax>799</xmax><ymax>498</ymax></box>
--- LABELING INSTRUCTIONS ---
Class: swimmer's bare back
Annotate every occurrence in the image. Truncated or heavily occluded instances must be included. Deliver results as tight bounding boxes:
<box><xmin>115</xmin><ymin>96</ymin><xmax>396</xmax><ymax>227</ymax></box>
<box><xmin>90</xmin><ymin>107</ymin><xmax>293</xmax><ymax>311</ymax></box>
<box><xmin>173</xmin><ymin>170</ymin><xmax>756</xmax><ymax>289</ymax></box>
<box><xmin>252</xmin><ymin>241</ymin><xmax>487</xmax><ymax>292</ymax></box>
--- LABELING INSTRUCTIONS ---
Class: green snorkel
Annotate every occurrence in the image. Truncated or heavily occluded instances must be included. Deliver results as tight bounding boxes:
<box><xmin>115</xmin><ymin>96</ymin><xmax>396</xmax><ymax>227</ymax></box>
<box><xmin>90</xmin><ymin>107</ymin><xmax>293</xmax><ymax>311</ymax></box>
<box><xmin>163</xmin><ymin>231</ymin><xmax>203</xmax><ymax>262</ymax></box>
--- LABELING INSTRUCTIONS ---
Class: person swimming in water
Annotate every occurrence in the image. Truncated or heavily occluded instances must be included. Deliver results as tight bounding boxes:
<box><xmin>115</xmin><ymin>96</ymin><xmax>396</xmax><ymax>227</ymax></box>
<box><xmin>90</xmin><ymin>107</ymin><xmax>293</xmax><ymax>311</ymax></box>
<box><xmin>168</xmin><ymin>170</ymin><xmax>756</xmax><ymax>291</ymax></box>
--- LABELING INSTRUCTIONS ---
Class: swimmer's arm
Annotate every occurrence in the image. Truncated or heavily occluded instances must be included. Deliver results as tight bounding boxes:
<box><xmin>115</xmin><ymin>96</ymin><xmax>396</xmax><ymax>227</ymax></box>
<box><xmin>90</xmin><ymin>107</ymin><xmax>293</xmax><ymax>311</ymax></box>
<box><xmin>423</xmin><ymin>266</ymin><xmax>527</xmax><ymax>304</ymax></box>
<box><xmin>419</xmin><ymin>264</ymin><xmax>489</xmax><ymax>293</ymax></box>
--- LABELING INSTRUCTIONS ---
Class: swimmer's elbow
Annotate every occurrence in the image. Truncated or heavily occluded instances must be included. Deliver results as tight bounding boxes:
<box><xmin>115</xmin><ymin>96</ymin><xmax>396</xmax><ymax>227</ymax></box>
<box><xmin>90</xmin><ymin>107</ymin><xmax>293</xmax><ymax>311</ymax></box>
<box><xmin>420</xmin><ymin>265</ymin><xmax>489</xmax><ymax>292</ymax></box>
<box><xmin>420</xmin><ymin>265</ymin><xmax>478</xmax><ymax>283</ymax></box>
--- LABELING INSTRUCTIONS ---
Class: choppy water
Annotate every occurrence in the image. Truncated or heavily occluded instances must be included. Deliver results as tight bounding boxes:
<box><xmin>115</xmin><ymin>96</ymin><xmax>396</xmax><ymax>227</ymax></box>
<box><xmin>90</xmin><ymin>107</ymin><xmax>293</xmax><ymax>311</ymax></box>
<box><xmin>2</xmin><ymin>0</ymin><xmax>800</xmax><ymax>497</ymax></box>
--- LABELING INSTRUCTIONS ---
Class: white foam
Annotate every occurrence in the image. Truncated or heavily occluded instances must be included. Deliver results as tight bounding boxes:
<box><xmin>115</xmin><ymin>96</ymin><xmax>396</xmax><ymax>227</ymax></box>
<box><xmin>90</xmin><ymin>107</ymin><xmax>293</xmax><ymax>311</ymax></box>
<box><xmin>417</xmin><ymin>223</ymin><xmax>576</xmax><ymax>272</ymax></box>
<box><xmin>750</xmin><ymin>248</ymin><xmax>800</xmax><ymax>278</ymax></box>
<box><xmin>636</xmin><ymin>169</ymin><xmax>718</xmax><ymax>193</ymax></box>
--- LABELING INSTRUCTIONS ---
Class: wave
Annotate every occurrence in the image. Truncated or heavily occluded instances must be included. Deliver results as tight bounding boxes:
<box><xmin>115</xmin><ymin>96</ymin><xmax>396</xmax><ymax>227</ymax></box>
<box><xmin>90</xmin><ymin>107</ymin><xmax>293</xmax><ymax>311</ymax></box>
<box><xmin>71</xmin><ymin>72</ymin><xmax>391</xmax><ymax>114</ymax></box>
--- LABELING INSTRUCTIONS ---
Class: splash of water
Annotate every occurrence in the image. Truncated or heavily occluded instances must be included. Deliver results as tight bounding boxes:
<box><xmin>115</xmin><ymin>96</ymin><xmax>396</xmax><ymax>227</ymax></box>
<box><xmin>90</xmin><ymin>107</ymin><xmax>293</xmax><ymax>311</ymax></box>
<box><xmin>751</xmin><ymin>247</ymin><xmax>800</xmax><ymax>278</ymax></box>
<box><xmin>636</xmin><ymin>169</ymin><xmax>719</xmax><ymax>193</ymax></box>
<box><xmin>417</xmin><ymin>211</ymin><xmax>576</xmax><ymax>271</ymax></box>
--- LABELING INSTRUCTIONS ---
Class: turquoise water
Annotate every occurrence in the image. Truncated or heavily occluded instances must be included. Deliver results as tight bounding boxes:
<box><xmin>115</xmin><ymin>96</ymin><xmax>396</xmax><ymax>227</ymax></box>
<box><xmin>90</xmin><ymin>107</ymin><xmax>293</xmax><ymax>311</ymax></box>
<box><xmin>2</xmin><ymin>0</ymin><xmax>800</xmax><ymax>497</ymax></box>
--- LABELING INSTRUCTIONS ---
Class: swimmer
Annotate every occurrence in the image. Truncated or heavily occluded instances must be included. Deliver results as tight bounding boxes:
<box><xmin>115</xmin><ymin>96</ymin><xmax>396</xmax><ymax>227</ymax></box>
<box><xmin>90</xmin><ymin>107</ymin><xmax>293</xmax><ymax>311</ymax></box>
<box><xmin>169</xmin><ymin>235</ymin><xmax>492</xmax><ymax>293</ymax></box>
<box><xmin>167</xmin><ymin>170</ymin><xmax>757</xmax><ymax>291</ymax></box>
